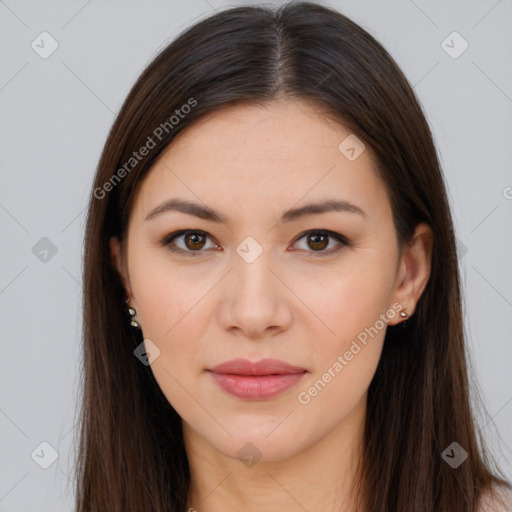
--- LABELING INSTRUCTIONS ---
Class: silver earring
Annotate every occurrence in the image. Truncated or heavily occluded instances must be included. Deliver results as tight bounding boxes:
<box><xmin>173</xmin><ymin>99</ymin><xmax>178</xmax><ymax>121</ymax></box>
<box><xmin>125</xmin><ymin>298</ymin><xmax>140</xmax><ymax>328</ymax></box>
<box><xmin>400</xmin><ymin>309</ymin><xmax>408</xmax><ymax>328</ymax></box>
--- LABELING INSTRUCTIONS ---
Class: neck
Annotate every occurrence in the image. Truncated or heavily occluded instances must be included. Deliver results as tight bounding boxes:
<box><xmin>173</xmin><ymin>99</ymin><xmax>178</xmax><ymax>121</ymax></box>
<box><xmin>183</xmin><ymin>398</ymin><xmax>366</xmax><ymax>512</ymax></box>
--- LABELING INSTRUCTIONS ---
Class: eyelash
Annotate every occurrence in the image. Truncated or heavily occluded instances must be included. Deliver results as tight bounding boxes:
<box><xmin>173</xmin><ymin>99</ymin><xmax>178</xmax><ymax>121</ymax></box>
<box><xmin>159</xmin><ymin>229</ymin><xmax>349</xmax><ymax>257</ymax></box>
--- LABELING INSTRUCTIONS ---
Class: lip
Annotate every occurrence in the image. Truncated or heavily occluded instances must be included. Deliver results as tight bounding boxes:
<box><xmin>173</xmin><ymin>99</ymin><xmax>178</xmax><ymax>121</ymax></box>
<box><xmin>208</xmin><ymin>358</ymin><xmax>307</xmax><ymax>375</ymax></box>
<box><xmin>206</xmin><ymin>358</ymin><xmax>307</xmax><ymax>400</ymax></box>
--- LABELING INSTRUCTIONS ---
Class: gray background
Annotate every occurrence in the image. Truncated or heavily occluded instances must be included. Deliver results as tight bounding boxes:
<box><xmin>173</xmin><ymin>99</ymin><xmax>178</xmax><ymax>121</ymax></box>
<box><xmin>0</xmin><ymin>0</ymin><xmax>511</xmax><ymax>510</ymax></box>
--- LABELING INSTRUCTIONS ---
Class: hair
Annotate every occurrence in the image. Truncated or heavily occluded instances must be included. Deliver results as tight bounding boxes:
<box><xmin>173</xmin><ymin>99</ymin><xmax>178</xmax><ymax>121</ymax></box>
<box><xmin>75</xmin><ymin>1</ymin><xmax>511</xmax><ymax>511</ymax></box>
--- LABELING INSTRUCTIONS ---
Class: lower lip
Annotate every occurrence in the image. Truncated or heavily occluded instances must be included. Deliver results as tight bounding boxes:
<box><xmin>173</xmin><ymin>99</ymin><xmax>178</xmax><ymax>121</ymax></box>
<box><xmin>208</xmin><ymin>371</ymin><xmax>307</xmax><ymax>400</ymax></box>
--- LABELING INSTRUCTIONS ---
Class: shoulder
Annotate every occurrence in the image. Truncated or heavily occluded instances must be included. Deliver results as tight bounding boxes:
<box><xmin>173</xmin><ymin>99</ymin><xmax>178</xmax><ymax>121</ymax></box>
<box><xmin>478</xmin><ymin>485</ymin><xmax>512</xmax><ymax>512</ymax></box>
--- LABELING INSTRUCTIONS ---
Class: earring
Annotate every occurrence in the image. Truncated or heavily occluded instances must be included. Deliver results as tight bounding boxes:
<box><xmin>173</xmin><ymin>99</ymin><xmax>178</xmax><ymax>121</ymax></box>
<box><xmin>125</xmin><ymin>298</ymin><xmax>140</xmax><ymax>328</ymax></box>
<box><xmin>400</xmin><ymin>309</ymin><xmax>408</xmax><ymax>328</ymax></box>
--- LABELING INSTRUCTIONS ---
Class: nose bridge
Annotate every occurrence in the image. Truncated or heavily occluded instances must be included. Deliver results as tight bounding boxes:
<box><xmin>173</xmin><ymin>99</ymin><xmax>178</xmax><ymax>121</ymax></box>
<box><xmin>232</xmin><ymin>238</ymin><xmax>277</xmax><ymax>304</ymax></box>
<box><xmin>219</xmin><ymin>237</ymin><xmax>291</xmax><ymax>337</ymax></box>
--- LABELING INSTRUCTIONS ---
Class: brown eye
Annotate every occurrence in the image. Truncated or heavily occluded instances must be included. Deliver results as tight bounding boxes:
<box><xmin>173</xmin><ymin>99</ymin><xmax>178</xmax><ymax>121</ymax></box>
<box><xmin>162</xmin><ymin>229</ymin><xmax>348</xmax><ymax>257</ymax></box>
<box><xmin>162</xmin><ymin>230</ymin><xmax>217</xmax><ymax>255</ymax></box>
<box><xmin>293</xmin><ymin>230</ymin><xmax>348</xmax><ymax>255</ymax></box>
<box><xmin>183</xmin><ymin>232</ymin><xmax>207</xmax><ymax>250</ymax></box>
<box><xmin>306</xmin><ymin>232</ymin><xmax>329</xmax><ymax>251</ymax></box>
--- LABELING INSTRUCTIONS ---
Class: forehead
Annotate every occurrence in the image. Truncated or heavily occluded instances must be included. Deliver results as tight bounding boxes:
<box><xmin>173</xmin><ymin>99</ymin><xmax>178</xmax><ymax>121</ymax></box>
<box><xmin>132</xmin><ymin>99</ymin><xmax>390</xmax><ymax>226</ymax></box>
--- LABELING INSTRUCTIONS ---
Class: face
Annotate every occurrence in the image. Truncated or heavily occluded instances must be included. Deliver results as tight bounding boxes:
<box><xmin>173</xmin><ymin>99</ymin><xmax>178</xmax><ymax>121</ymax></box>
<box><xmin>111</xmin><ymin>99</ymin><xmax>431</xmax><ymax>463</ymax></box>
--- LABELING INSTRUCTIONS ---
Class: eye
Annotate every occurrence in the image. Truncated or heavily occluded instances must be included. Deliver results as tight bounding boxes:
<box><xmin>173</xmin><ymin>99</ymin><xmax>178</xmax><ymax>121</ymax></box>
<box><xmin>160</xmin><ymin>229</ymin><xmax>349</xmax><ymax>257</ymax></box>
<box><xmin>292</xmin><ymin>229</ymin><xmax>349</xmax><ymax>256</ymax></box>
<box><xmin>161</xmin><ymin>230</ymin><xmax>218</xmax><ymax>256</ymax></box>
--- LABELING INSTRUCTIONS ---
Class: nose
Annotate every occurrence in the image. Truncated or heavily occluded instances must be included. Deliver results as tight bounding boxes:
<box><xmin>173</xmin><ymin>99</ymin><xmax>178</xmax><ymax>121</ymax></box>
<box><xmin>217</xmin><ymin>250</ymin><xmax>293</xmax><ymax>340</ymax></box>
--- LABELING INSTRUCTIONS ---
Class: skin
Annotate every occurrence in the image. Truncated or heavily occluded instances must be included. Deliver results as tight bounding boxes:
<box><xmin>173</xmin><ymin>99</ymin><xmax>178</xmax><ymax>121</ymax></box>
<box><xmin>110</xmin><ymin>98</ymin><xmax>433</xmax><ymax>512</ymax></box>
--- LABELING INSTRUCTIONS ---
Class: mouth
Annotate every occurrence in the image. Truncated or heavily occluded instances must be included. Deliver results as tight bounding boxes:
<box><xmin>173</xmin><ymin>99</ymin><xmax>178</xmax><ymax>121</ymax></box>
<box><xmin>206</xmin><ymin>358</ymin><xmax>308</xmax><ymax>400</ymax></box>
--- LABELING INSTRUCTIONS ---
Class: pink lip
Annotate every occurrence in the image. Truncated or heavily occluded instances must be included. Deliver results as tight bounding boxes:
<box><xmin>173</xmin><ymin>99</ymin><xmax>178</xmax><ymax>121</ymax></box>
<box><xmin>206</xmin><ymin>358</ymin><xmax>307</xmax><ymax>400</ymax></box>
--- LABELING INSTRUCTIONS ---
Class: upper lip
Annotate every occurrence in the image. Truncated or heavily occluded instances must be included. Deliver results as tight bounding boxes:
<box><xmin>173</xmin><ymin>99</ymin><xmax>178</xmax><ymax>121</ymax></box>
<box><xmin>207</xmin><ymin>358</ymin><xmax>307</xmax><ymax>375</ymax></box>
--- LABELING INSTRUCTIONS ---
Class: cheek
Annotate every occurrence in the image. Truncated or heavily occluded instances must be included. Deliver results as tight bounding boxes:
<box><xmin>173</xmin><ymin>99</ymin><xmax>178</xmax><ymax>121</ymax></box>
<box><xmin>295</xmin><ymin>275</ymin><xmax>392</xmax><ymax>417</ymax></box>
<box><xmin>294</xmin><ymin>255</ymin><xmax>396</xmax><ymax>398</ymax></box>
<box><xmin>295</xmin><ymin>260</ymin><xmax>395</xmax><ymax>346</ymax></box>
<box><xmin>129</xmin><ymin>257</ymin><xmax>211</xmax><ymax>420</ymax></box>
<box><xmin>129</xmin><ymin>247</ymin><xmax>206</xmax><ymax>338</ymax></box>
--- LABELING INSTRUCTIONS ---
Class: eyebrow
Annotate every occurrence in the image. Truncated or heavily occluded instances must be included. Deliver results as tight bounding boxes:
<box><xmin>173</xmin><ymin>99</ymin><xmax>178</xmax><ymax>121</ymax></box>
<box><xmin>144</xmin><ymin>198</ymin><xmax>367</xmax><ymax>224</ymax></box>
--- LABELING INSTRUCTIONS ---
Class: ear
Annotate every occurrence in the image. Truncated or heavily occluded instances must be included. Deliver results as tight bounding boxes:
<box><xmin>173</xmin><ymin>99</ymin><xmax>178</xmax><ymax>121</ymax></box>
<box><xmin>109</xmin><ymin>236</ymin><xmax>132</xmax><ymax>299</ymax></box>
<box><xmin>388</xmin><ymin>222</ymin><xmax>433</xmax><ymax>325</ymax></box>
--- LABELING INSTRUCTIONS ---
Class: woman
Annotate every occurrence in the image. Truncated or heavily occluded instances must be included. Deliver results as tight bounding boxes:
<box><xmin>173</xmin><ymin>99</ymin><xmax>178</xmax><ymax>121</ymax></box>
<box><xmin>76</xmin><ymin>2</ymin><xmax>512</xmax><ymax>511</ymax></box>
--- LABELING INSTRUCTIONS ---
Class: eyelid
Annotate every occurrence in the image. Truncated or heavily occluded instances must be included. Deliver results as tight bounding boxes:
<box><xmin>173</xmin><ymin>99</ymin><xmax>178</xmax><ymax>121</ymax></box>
<box><xmin>161</xmin><ymin>229</ymin><xmax>218</xmax><ymax>256</ymax></box>
<box><xmin>160</xmin><ymin>229</ymin><xmax>349</xmax><ymax>256</ymax></box>
<box><xmin>291</xmin><ymin>229</ymin><xmax>349</xmax><ymax>256</ymax></box>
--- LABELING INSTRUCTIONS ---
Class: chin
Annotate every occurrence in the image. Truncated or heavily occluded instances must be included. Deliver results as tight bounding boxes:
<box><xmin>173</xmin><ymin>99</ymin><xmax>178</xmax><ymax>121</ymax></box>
<box><xmin>208</xmin><ymin>420</ymin><xmax>310</xmax><ymax>463</ymax></box>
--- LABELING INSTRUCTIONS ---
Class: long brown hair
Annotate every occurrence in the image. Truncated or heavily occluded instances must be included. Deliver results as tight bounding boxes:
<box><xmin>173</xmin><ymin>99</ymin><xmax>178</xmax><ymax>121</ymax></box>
<box><xmin>75</xmin><ymin>2</ymin><xmax>511</xmax><ymax>510</ymax></box>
